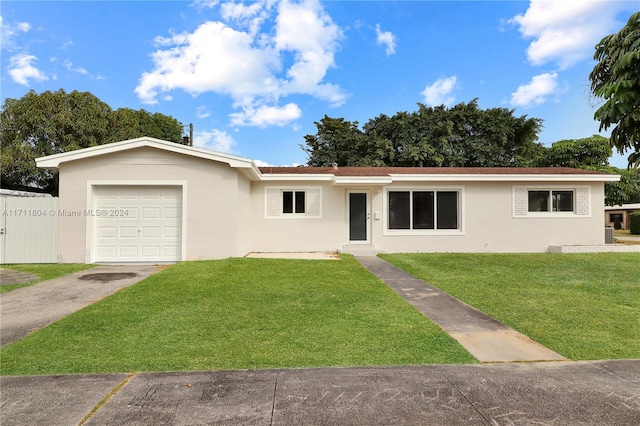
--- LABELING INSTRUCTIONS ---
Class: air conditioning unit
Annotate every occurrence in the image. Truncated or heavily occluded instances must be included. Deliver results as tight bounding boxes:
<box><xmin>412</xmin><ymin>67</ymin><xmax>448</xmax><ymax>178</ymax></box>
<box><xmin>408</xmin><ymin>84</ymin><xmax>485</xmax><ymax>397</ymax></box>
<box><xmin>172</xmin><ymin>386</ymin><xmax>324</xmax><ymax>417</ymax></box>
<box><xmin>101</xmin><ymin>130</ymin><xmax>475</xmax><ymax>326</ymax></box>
<box><xmin>605</xmin><ymin>227</ymin><xmax>615</xmax><ymax>244</ymax></box>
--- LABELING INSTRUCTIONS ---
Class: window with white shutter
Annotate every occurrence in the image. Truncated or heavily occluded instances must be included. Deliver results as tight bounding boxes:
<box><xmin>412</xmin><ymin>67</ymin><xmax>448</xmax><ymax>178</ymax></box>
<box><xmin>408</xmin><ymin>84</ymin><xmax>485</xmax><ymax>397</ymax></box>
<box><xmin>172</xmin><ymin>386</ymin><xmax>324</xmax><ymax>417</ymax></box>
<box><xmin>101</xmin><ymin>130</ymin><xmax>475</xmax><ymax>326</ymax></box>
<box><xmin>512</xmin><ymin>186</ymin><xmax>591</xmax><ymax>217</ymax></box>
<box><xmin>264</xmin><ymin>187</ymin><xmax>322</xmax><ymax>219</ymax></box>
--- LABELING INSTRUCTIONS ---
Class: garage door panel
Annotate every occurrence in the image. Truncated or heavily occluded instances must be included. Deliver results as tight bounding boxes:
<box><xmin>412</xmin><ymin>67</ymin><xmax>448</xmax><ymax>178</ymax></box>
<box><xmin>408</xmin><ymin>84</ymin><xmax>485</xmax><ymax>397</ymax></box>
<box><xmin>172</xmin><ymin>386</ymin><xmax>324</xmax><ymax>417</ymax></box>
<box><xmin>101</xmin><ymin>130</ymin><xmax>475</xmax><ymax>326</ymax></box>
<box><xmin>97</xmin><ymin>227</ymin><xmax>117</xmax><ymax>238</ymax></box>
<box><xmin>142</xmin><ymin>227</ymin><xmax>161</xmax><ymax>238</ymax></box>
<box><xmin>94</xmin><ymin>186</ymin><xmax>182</xmax><ymax>262</ymax></box>
<box><xmin>142</xmin><ymin>207</ymin><xmax>161</xmax><ymax>219</ymax></box>
<box><xmin>164</xmin><ymin>227</ymin><xmax>180</xmax><ymax>238</ymax></box>
<box><xmin>119</xmin><ymin>227</ymin><xmax>139</xmax><ymax>238</ymax></box>
<box><xmin>97</xmin><ymin>247</ymin><xmax>117</xmax><ymax>258</ymax></box>
<box><xmin>141</xmin><ymin>246</ymin><xmax>160</xmax><ymax>257</ymax></box>
<box><xmin>164</xmin><ymin>207</ymin><xmax>180</xmax><ymax>218</ymax></box>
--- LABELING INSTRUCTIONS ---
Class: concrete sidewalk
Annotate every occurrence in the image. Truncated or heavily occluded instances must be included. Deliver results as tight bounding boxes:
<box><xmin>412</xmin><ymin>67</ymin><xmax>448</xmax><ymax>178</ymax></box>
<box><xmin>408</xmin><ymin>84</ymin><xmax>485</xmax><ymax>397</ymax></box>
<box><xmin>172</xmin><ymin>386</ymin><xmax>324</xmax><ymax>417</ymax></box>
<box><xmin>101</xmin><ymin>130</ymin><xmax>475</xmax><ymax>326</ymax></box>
<box><xmin>1</xmin><ymin>360</ymin><xmax>639</xmax><ymax>425</ymax></box>
<box><xmin>355</xmin><ymin>256</ymin><xmax>566</xmax><ymax>363</ymax></box>
<box><xmin>0</xmin><ymin>265</ymin><xmax>160</xmax><ymax>347</ymax></box>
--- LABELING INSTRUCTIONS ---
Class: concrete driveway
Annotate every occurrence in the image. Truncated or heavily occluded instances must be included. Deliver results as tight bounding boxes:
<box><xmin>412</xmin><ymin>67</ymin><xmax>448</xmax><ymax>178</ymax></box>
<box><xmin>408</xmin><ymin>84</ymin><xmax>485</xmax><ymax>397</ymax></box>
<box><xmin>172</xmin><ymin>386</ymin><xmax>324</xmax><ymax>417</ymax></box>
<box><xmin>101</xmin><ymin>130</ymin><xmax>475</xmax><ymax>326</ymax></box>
<box><xmin>0</xmin><ymin>265</ymin><xmax>161</xmax><ymax>347</ymax></box>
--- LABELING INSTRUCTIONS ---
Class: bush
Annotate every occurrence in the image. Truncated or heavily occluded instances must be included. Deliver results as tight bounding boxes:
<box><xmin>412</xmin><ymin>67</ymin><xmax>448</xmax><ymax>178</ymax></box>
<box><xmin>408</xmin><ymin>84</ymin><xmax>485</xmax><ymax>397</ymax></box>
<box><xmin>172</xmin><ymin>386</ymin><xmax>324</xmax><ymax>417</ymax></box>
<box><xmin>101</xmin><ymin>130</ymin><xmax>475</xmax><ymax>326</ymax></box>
<box><xmin>614</xmin><ymin>217</ymin><xmax>622</xmax><ymax>229</ymax></box>
<box><xmin>630</xmin><ymin>212</ymin><xmax>640</xmax><ymax>235</ymax></box>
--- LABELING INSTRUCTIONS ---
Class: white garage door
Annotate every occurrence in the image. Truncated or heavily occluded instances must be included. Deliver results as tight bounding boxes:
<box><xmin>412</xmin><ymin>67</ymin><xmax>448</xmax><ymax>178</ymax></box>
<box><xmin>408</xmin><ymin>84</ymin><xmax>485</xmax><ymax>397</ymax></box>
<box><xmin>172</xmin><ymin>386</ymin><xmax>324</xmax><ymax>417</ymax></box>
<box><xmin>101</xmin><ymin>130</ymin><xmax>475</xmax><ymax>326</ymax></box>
<box><xmin>94</xmin><ymin>186</ymin><xmax>182</xmax><ymax>262</ymax></box>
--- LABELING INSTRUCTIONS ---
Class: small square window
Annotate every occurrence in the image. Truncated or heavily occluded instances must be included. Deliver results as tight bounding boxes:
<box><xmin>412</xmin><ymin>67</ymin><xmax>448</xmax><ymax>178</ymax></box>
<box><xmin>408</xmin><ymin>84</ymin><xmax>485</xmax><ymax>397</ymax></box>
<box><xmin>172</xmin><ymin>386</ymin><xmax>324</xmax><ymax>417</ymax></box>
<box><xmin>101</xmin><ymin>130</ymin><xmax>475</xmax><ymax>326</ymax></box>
<box><xmin>528</xmin><ymin>191</ymin><xmax>549</xmax><ymax>212</ymax></box>
<box><xmin>552</xmin><ymin>191</ymin><xmax>573</xmax><ymax>212</ymax></box>
<box><xmin>282</xmin><ymin>191</ymin><xmax>305</xmax><ymax>214</ymax></box>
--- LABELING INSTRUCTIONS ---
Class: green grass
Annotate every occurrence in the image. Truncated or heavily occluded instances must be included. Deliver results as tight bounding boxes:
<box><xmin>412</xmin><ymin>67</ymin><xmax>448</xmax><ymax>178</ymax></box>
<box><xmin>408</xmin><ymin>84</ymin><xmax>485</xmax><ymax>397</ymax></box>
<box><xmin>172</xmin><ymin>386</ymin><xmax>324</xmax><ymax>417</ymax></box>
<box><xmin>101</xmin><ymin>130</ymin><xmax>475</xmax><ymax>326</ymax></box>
<box><xmin>0</xmin><ymin>256</ymin><xmax>476</xmax><ymax>375</ymax></box>
<box><xmin>381</xmin><ymin>253</ymin><xmax>640</xmax><ymax>361</ymax></box>
<box><xmin>0</xmin><ymin>264</ymin><xmax>95</xmax><ymax>293</ymax></box>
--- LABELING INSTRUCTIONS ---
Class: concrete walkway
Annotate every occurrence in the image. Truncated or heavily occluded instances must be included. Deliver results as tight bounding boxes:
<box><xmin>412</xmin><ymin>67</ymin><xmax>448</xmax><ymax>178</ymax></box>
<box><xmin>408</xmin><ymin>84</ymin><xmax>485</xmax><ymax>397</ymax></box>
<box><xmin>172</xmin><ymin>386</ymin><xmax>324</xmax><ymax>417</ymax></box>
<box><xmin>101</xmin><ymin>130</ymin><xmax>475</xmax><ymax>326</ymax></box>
<box><xmin>0</xmin><ymin>265</ymin><xmax>161</xmax><ymax>347</ymax></box>
<box><xmin>2</xmin><ymin>360</ymin><xmax>639</xmax><ymax>425</ymax></box>
<box><xmin>355</xmin><ymin>256</ymin><xmax>566</xmax><ymax>363</ymax></box>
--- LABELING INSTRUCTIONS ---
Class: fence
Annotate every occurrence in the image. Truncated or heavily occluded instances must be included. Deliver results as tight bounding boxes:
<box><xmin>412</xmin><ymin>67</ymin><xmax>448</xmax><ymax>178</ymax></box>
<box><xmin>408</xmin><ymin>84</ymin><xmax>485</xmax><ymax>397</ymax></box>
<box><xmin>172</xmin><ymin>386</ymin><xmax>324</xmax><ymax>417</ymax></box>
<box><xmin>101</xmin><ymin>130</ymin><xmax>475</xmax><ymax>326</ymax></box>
<box><xmin>0</xmin><ymin>196</ymin><xmax>59</xmax><ymax>264</ymax></box>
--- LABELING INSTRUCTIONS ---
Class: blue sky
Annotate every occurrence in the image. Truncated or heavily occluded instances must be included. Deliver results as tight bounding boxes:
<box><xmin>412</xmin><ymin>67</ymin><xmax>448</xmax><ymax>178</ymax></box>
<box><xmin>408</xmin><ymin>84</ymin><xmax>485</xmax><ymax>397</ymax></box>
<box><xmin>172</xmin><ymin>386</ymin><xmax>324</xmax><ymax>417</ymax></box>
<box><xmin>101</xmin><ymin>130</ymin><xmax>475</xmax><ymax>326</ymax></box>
<box><xmin>1</xmin><ymin>0</ymin><xmax>637</xmax><ymax>167</ymax></box>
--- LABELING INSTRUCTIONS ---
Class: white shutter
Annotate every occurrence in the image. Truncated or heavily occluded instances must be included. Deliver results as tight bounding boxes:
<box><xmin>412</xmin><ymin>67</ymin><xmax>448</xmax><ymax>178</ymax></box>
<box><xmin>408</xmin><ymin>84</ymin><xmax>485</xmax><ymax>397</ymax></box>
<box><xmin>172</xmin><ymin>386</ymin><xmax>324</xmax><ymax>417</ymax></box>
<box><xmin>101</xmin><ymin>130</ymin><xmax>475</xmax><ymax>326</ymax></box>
<box><xmin>575</xmin><ymin>187</ymin><xmax>590</xmax><ymax>216</ymax></box>
<box><xmin>264</xmin><ymin>187</ymin><xmax>322</xmax><ymax>218</ymax></box>
<box><xmin>306</xmin><ymin>188</ymin><xmax>321</xmax><ymax>217</ymax></box>
<box><xmin>513</xmin><ymin>187</ymin><xmax>528</xmax><ymax>216</ymax></box>
<box><xmin>265</xmin><ymin>187</ymin><xmax>281</xmax><ymax>218</ymax></box>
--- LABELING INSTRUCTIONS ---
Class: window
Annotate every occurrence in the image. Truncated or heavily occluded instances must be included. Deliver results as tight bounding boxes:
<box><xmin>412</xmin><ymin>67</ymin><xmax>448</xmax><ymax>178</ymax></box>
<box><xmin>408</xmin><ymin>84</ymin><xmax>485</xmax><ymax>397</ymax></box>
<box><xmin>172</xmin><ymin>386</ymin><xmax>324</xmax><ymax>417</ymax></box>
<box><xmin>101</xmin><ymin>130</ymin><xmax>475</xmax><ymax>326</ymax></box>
<box><xmin>609</xmin><ymin>213</ymin><xmax>623</xmax><ymax>223</ymax></box>
<box><xmin>265</xmin><ymin>187</ymin><xmax>321</xmax><ymax>219</ymax></box>
<box><xmin>283</xmin><ymin>191</ymin><xmax>305</xmax><ymax>214</ymax></box>
<box><xmin>528</xmin><ymin>190</ymin><xmax>574</xmax><ymax>212</ymax></box>
<box><xmin>388</xmin><ymin>190</ymin><xmax>459</xmax><ymax>230</ymax></box>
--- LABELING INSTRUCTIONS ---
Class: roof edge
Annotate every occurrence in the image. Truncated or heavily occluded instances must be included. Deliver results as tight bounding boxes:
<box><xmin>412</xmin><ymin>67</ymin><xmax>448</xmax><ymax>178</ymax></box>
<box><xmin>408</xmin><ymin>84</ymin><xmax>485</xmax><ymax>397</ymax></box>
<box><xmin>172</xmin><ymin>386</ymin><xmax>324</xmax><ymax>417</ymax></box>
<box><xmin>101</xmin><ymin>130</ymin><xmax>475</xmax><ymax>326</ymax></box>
<box><xmin>36</xmin><ymin>137</ymin><xmax>261</xmax><ymax>179</ymax></box>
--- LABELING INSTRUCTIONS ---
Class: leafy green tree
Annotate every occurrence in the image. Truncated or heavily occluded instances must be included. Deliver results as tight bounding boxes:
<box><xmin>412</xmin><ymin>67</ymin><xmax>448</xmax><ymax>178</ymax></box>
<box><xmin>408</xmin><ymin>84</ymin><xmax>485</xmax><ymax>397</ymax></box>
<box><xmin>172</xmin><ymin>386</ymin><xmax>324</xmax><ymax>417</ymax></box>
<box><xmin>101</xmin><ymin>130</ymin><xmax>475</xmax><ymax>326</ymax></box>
<box><xmin>302</xmin><ymin>100</ymin><xmax>543</xmax><ymax>167</ymax></box>
<box><xmin>109</xmin><ymin>108</ymin><xmax>183</xmax><ymax>143</ymax></box>
<box><xmin>604</xmin><ymin>167</ymin><xmax>640</xmax><ymax>206</ymax></box>
<box><xmin>1</xmin><ymin>89</ymin><xmax>184</xmax><ymax>194</ymax></box>
<box><xmin>301</xmin><ymin>115</ymin><xmax>368</xmax><ymax>167</ymax></box>
<box><xmin>589</xmin><ymin>11</ymin><xmax>640</xmax><ymax>168</ymax></box>
<box><xmin>537</xmin><ymin>135</ymin><xmax>612</xmax><ymax>168</ymax></box>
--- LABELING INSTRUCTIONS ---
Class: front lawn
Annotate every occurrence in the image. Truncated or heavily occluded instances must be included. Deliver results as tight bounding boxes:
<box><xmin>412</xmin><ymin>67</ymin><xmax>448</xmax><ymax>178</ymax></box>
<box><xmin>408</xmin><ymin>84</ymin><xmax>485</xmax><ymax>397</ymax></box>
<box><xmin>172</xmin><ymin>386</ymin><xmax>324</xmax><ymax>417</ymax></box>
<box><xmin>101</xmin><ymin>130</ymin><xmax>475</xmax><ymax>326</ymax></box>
<box><xmin>0</xmin><ymin>256</ymin><xmax>476</xmax><ymax>375</ymax></box>
<box><xmin>0</xmin><ymin>264</ymin><xmax>94</xmax><ymax>293</ymax></box>
<box><xmin>381</xmin><ymin>253</ymin><xmax>640</xmax><ymax>360</ymax></box>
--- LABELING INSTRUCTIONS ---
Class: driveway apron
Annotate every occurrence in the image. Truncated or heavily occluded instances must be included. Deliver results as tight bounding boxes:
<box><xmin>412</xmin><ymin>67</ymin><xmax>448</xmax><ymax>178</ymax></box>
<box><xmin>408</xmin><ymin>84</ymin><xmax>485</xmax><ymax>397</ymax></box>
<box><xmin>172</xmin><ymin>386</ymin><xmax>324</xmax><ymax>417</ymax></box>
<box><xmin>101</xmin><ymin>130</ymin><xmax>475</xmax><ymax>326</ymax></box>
<box><xmin>355</xmin><ymin>256</ymin><xmax>566</xmax><ymax>363</ymax></box>
<box><xmin>0</xmin><ymin>265</ymin><xmax>161</xmax><ymax>347</ymax></box>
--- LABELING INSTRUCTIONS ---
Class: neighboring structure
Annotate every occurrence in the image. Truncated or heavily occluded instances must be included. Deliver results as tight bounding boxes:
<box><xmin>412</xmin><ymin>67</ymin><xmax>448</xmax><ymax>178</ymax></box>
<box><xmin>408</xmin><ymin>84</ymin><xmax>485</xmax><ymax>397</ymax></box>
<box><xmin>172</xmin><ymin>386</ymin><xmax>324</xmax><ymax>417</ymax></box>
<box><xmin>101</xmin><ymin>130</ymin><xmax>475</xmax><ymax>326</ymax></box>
<box><xmin>0</xmin><ymin>189</ymin><xmax>52</xmax><ymax>197</ymax></box>
<box><xmin>36</xmin><ymin>137</ymin><xmax>620</xmax><ymax>263</ymax></box>
<box><xmin>605</xmin><ymin>203</ymin><xmax>640</xmax><ymax>229</ymax></box>
<box><xmin>0</xmin><ymin>195</ymin><xmax>58</xmax><ymax>263</ymax></box>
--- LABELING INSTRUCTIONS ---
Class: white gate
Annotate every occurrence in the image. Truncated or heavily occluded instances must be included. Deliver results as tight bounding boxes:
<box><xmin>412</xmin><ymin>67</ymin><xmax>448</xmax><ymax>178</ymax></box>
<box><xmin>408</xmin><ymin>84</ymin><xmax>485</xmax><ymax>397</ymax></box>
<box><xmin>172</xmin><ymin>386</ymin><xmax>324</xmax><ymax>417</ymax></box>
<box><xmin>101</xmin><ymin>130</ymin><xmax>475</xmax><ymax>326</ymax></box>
<box><xmin>0</xmin><ymin>197</ymin><xmax>59</xmax><ymax>264</ymax></box>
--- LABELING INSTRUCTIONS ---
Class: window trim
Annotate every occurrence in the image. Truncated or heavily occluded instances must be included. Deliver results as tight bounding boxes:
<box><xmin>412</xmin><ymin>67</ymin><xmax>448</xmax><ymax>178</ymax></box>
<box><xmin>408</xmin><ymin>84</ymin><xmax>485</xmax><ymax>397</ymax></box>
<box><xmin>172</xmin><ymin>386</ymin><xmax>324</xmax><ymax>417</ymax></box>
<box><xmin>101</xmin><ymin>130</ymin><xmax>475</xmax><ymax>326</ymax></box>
<box><xmin>383</xmin><ymin>187</ymin><xmax>464</xmax><ymax>236</ymax></box>
<box><xmin>264</xmin><ymin>186</ymin><xmax>322</xmax><ymax>219</ymax></box>
<box><xmin>513</xmin><ymin>186</ymin><xmax>590</xmax><ymax>218</ymax></box>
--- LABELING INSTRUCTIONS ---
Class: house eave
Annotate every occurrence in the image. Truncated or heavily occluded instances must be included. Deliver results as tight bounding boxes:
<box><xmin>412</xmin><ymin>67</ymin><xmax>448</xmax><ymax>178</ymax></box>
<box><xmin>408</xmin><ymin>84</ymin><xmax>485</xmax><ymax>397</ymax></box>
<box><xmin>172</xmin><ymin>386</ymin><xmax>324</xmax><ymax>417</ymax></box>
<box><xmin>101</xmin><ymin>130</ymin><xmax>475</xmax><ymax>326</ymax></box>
<box><xmin>258</xmin><ymin>174</ymin><xmax>335</xmax><ymax>182</ymax></box>
<box><xmin>333</xmin><ymin>176</ymin><xmax>394</xmax><ymax>186</ymax></box>
<box><xmin>389</xmin><ymin>174</ymin><xmax>621</xmax><ymax>183</ymax></box>
<box><xmin>36</xmin><ymin>137</ymin><xmax>257</xmax><ymax>172</ymax></box>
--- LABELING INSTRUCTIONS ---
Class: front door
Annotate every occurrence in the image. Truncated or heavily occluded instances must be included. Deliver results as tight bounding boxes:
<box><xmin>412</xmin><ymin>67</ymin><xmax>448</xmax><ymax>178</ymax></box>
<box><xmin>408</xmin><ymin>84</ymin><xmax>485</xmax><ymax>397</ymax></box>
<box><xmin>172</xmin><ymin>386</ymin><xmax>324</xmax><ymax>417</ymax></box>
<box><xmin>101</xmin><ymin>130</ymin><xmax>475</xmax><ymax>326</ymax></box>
<box><xmin>348</xmin><ymin>191</ymin><xmax>369</xmax><ymax>243</ymax></box>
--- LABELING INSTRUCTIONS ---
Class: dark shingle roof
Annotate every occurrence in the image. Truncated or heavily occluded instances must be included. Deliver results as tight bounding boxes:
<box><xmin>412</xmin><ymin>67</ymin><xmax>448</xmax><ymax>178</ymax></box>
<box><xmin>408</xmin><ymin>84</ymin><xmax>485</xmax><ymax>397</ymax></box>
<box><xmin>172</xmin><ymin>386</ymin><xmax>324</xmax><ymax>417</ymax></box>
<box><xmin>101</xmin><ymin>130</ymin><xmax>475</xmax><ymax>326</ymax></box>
<box><xmin>258</xmin><ymin>166</ymin><xmax>613</xmax><ymax>176</ymax></box>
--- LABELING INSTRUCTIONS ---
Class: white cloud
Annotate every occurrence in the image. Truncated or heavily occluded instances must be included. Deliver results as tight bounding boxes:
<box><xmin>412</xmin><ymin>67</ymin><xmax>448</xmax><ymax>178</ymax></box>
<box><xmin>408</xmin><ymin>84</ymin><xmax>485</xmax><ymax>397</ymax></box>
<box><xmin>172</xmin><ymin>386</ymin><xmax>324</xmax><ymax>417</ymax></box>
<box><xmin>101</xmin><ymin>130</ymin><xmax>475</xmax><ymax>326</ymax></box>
<box><xmin>8</xmin><ymin>54</ymin><xmax>48</xmax><ymax>86</ymax></box>
<box><xmin>136</xmin><ymin>0</ymin><xmax>345</xmax><ymax>128</ymax></box>
<box><xmin>193</xmin><ymin>128</ymin><xmax>236</xmax><ymax>153</ymax></box>
<box><xmin>191</xmin><ymin>0</ymin><xmax>219</xmax><ymax>10</ymax></box>
<box><xmin>510</xmin><ymin>72</ymin><xmax>559</xmax><ymax>108</ymax></box>
<box><xmin>510</xmin><ymin>0</ymin><xmax>631</xmax><ymax>69</ymax></box>
<box><xmin>196</xmin><ymin>106</ymin><xmax>211</xmax><ymax>119</ymax></box>
<box><xmin>63</xmin><ymin>60</ymin><xmax>88</xmax><ymax>75</ymax></box>
<box><xmin>253</xmin><ymin>159</ymin><xmax>275</xmax><ymax>167</ymax></box>
<box><xmin>375</xmin><ymin>23</ymin><xmax>396</xmax><ymax>56</ymax></box>
<box><xmin>229</xmin><ymin>102</ymin><xmax>302</xmax><ymax>127</ymax></box>
<box><xmin>1</xmin><ymin>16</ymin><xmax>31</xmax><ymax>51</ymax></box>
<box><xmin>421</xmin><ymin>76</ymin><xmax>457</xmax><ymax>106</ymax></box>
<box><xmin>254</xmin><ymin>159</ymin><xmax>300</xmax><ymax>167</ymax></box>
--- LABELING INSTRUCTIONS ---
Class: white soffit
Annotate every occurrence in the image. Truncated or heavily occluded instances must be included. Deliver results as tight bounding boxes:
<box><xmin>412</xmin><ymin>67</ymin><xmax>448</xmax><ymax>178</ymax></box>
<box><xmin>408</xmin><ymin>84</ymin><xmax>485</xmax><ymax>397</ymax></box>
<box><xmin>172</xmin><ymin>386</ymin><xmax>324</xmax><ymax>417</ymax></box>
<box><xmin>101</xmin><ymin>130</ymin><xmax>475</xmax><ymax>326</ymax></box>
<box><xmin>389</xmin><ymin>173</ymin><xmax>621</xmax><ymax>183</ymax></box>
<box><xmin>36</xmin><ymin>137</ymin><xmax>261</xmax><ymax>179</ymax></box>
<box><xmin>333</xmin><ymin>176</ymin><xmax>393</xmax><ymax>185</ymax></box>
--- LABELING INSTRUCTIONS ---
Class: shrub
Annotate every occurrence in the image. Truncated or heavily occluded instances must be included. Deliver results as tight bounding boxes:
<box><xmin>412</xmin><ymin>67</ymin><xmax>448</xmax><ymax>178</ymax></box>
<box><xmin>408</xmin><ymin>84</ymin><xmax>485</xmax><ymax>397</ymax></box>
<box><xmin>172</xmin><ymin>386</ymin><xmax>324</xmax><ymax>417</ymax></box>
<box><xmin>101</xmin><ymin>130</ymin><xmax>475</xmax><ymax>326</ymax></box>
<box><xmin>630</xmin><ymin>212</ymin><xmax>640</xmax><ymax>235</ymax></box>
<box><xmin>614</xmin><ymin>217</ymin><xmax>622</xmax><ymax>230</ymax></box>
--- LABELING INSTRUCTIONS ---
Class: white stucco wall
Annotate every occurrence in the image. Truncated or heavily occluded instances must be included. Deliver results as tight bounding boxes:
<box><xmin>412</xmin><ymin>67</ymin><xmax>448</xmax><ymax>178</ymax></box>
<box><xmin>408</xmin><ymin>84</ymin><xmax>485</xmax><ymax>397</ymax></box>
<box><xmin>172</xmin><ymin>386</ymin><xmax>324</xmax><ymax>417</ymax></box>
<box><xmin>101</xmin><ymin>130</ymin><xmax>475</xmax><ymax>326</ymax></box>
<box><xmin>247</xmin><ymin>181</ymin><xmax>347</xmax><ymax>253</ymax></box>
<box><xmin>57</xmin><ymin>147</ymin><xmax>251</xmax><ymax>262</ymax></box>
<box><xmin>248</xmin><ymin>180</ymin><xmax>607</xmax><ymax>254</ymax></box>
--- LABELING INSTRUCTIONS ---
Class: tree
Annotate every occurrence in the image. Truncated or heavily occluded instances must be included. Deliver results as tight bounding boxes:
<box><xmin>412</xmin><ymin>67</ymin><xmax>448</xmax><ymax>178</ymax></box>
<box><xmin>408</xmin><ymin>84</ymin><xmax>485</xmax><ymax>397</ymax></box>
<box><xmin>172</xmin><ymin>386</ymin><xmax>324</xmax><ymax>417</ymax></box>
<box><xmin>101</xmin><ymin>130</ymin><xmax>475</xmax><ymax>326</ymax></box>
<box><xmin>1</xmin><ymin>89</ymin><xmax>184</xmax><ymax>194</ymax></box>
<box><xmin>537</xmin><ymin>135</ymin><xmax>612</xmax><ymax>168</ymax></box>
<box><xmin>302</xmin><ymin>100</ymin><xmax>543</xmax><ymax>167</ymax></box>
<box><xmin>590</xmin><ymin>11</ymin><xmax>640</xmax><ymax>169</ymax></box>
<box><xmin>604</xmin><ymin>167</ymin><xmax>640</xmax><ymax>206</ymax></box>
<box><xmin>108</xmin><ymin>108</ymin><xmax>183</xmax><ymax>143</ymax></box>
<box><xmin>301</xmin><ymin>116</ymin><xmax>368</xmax><ymax>167</ymax></box>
